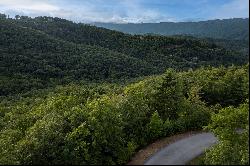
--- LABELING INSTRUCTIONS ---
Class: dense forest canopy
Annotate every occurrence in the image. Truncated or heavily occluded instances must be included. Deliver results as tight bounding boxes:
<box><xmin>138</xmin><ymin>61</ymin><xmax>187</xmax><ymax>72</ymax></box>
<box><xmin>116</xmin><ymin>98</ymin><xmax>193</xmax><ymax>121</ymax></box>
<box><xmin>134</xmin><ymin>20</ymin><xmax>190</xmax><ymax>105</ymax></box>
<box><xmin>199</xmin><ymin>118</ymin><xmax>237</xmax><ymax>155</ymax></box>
<box><xmin>0</xmin><ymin>13</ymin><xmax>249</xmax><ymax>165</ymax></box>
<box><xmin>0</xmin><ymin>14</ymin><xmax>247</xmax><ymax>96</ymax></box>
<box><xmin>0</xmin><ymin>65</ymin><xmax>248</xmax><ymax>165</ymax></box>
<box><xmin>93</xmin><ymin>18</ymin><xmax>249</xmax><ymax>56</ymax></box>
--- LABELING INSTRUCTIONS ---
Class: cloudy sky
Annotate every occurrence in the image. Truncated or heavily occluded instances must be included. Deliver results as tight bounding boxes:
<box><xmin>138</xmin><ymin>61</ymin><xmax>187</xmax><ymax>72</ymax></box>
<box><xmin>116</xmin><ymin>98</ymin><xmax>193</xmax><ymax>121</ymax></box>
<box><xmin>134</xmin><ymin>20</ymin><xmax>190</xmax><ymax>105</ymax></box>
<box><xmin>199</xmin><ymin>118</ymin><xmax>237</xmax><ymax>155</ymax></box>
<box><xmin>0</xmin><ymin>0</ymin><xmax>249</xmax><ymax>23</ymax></box>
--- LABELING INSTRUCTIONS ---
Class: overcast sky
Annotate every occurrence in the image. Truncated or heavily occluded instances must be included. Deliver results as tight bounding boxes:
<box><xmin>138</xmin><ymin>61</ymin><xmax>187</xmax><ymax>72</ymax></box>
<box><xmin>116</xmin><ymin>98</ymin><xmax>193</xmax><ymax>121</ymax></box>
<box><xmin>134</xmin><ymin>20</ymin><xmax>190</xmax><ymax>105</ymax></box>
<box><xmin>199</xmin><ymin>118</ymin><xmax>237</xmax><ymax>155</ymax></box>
<box><xmin>0</xmin><ymin>0</ymin><xmax>249</xmax><ymax>23</ymax></box>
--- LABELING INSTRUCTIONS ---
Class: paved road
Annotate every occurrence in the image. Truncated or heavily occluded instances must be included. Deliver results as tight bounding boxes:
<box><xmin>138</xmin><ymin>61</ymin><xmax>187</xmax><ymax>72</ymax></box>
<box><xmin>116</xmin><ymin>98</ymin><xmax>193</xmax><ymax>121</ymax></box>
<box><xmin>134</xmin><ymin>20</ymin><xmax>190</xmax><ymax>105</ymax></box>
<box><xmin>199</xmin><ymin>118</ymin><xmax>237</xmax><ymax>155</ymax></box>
<box><xmin>144</xmin><ymin>132</ymin><xmax>218</xmax><ymax>165</ymax></box>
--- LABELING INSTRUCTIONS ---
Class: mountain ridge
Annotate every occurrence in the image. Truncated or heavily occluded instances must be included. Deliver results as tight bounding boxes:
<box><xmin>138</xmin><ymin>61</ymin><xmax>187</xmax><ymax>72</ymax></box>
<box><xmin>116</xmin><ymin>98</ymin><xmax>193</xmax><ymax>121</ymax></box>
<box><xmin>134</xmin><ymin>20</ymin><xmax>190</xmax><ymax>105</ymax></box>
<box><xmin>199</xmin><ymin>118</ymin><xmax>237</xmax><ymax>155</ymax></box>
<box><xmin>0</xmin><ymin>14</ymin><xmax>248</xmax><ymax>96</ymax></box>
<box><xmin>92</xmin><ymin>18</ymin><xmax>249</xmax><ymax>40</ymax></box>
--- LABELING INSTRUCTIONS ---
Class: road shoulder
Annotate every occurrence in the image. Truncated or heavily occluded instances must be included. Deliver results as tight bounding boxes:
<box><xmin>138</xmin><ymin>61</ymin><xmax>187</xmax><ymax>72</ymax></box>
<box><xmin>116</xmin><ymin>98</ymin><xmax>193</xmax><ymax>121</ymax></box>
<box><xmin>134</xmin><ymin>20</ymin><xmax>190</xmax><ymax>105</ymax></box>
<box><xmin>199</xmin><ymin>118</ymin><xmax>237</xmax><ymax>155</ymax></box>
<box><xmin>127</xmin><ymin>131</ymin><xmax>202</xmax><ymax>165</ymax></box>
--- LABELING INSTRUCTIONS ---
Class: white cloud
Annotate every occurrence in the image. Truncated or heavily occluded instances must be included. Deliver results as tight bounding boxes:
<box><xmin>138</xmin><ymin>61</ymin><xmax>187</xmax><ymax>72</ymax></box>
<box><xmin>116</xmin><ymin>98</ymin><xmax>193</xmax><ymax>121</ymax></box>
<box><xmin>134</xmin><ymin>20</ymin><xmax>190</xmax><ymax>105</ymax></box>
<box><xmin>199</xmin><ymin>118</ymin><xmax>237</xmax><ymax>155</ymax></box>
<box><xmin>52</xmin><ymin>0</ymin><xmax>174</xmax><ymax>23</ymax></box>
<box><xmin>1</xmin><ymin>0</ymin><xmax>247</xmax><ymax>23</ymax></box>
<box><xmin>0</xmin><ymin>0</ymin><xmax>59</xmax><ymax>13</ymax></box>
<box><xmin>0</xmin><ymin>0</ymin><xmax>174</xmax><ymax>23</ymax></box>
<box><xmin>116</xmin><ymin>0</ymin><xmax>173</xmax><ymax>23</ymax></box>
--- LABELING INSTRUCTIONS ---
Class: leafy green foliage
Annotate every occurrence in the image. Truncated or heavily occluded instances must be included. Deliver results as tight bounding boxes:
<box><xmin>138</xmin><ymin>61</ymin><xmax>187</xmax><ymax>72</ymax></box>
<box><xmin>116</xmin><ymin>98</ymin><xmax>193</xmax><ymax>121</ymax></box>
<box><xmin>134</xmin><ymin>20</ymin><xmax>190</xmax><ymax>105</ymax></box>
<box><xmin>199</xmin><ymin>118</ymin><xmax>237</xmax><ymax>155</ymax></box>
<box><xmin>0</xmin><ymin>13</ymin><xmax>248</xmax><ymax>165</ymax></box>
<box><xmin>204</xmin><ymin>38</ymin><xmax>249</xmax><ymax>56</ymax></box>
<box><xmin>146</xmin><ymin>111</ymin><xmax>165</xmax><ymax>140</ymax></box>
<box><xmin>1</xmin><ymin>65</ymin><xmax>248</xmax><ymax>165</ymax></box>
<box><xmin>0</xmin><ymin>15</ymin><xmax>247</xmax><ymax>96</ymax></box>
<box><xmin>150</xmin><ymin>69</ymin><xmax>184</xmax><ymax>120</ymax></box>
<box><xmin>204</xmin><ymin>102</ymin><xmax>249</xmax><ymax>165</ymax></box>
<box><xmin>94</xmin><ymin>19</ymin><xmax>249</xmax><ymax>61</ymax></box>
<box><xmin>180</xmin><ymin>64</ymin><xmax>249</xmax><ymax>106</ymax></box>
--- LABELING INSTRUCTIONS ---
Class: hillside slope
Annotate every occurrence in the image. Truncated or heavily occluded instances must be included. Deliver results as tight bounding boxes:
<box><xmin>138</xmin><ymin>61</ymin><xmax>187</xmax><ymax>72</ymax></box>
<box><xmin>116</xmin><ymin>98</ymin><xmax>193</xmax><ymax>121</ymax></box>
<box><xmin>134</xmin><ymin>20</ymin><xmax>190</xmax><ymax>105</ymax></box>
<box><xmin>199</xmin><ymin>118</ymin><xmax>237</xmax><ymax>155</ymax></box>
<box><xmin>93</xmin><ymin>18</ymin><xmax>249</xmax><ymax>55</ymax></box>
<box><xmin>0</xmin><ymin>18</ymin><xmax>154</xmax><ymax>95</ymax></box>
<box><xmin>93</xmin><ymin>18</ymin><xmax>249</xmax><ymax>40</ymax></box>
<box><xmin>0</xmin><ymin>64</ymin><xmax>248</xmax><ymax>165</ymax></box>
<box><xmin>0</xmin><ymin>15</ymin><xmax>248</xmax><ymax>96</ymax></box>
<box><xmin>12</xmin><ymin>16</ymin><xmax>247</xmax><ymax>67</ymax></box>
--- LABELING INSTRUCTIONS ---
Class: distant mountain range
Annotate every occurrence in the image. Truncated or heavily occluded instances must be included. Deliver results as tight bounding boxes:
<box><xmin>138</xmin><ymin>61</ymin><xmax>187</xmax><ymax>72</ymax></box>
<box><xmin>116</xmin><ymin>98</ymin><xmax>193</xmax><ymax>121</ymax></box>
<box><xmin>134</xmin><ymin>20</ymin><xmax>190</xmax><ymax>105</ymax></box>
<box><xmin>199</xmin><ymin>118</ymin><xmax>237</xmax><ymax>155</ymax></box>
<box><xmin>93</xmin><ymin>18</ymin><xmax>249</xmax><ymax>41</ymax></box>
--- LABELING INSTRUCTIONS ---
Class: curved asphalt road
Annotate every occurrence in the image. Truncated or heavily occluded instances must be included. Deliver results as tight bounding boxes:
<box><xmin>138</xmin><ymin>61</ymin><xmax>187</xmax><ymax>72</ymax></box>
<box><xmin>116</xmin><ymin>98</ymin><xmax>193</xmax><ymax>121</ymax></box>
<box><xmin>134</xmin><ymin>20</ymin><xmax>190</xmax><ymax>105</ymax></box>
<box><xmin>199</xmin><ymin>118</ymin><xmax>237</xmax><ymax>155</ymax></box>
<box><xmin>144</xmin><ymin>132</ymin><xmax>218</xmax><ymax>165</ymax></box>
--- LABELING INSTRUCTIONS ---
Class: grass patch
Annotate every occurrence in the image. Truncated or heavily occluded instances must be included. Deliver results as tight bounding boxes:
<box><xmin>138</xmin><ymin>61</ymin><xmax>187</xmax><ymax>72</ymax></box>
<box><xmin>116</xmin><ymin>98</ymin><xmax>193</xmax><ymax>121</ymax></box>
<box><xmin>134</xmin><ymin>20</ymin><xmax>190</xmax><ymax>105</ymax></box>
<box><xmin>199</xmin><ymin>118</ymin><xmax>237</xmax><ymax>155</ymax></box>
<box><xmin>187</xmin><ymin>153</ymin><xmax>205</xmax><ymax>165</ymax></box>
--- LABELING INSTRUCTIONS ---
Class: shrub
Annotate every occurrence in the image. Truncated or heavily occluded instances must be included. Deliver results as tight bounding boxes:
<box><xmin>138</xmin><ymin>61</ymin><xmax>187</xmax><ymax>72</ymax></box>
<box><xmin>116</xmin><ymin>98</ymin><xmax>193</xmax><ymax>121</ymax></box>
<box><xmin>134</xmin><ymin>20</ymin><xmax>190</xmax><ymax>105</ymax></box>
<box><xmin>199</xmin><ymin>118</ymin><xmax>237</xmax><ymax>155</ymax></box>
<box><xmin>150</xmin><ymin>69</ymin><xmax>184</xmax><ymax>120</ymax></box>
<box><xmin>163</xmin><ymin>119</ymin><xmax>175</xmax><ymax>136</ymax></box>
<box><xmin>146</xmin><ymin>111</ymin><xmax>165</xmax><ymax>141</ymax></box>
<box><xmin>204</xmin><ymin>102</ymin><xmax>249</xmax><ymax>165</ymax></box>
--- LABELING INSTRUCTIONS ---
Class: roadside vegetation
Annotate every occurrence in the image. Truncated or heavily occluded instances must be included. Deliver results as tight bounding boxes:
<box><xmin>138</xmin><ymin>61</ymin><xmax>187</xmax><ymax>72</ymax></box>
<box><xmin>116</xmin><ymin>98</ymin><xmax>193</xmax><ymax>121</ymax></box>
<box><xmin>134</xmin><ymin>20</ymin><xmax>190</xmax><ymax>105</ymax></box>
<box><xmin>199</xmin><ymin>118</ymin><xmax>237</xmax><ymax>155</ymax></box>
<box><xmin>0</xmin><ymin>65</ymin><xmax>248</xmax><ymax>165</ymax></box>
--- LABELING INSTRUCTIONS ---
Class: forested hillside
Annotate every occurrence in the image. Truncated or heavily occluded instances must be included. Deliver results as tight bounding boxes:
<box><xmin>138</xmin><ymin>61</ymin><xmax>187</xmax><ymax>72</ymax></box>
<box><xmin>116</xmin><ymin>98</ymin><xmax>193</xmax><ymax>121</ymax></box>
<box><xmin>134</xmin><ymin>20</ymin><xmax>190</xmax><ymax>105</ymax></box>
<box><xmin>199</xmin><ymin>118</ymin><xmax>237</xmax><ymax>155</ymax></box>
<box><xmin>0</xmin><ymin>65</ymin><xmax>248</xmax><ymax>165</ymax></box>
<box><xmin>0</xmin><ymin>17</ymin><xmax>154</xmax><ymax>95</ymax></box>
<box><xmin>93</xmin><ymin>18</ymin><xmax>249</xmax><ymax>40</ymax></box>
<box><xmin>0</xmin><ymin>13</ymin><xmax>249</xmax><ymax>165</ymax></box>
<box><xmin>0</xmin><ymin>14</ymin><xmax>247</xmax><ymax>96</ymax></box>
<box><xmin>94</xmin><ymin>18</ymin><xmax>249</xmax><ymax>56</ymax></box>
<box><xmin>204</xmin><ymin>38</ymin><xmax>249</xmax><ymax>55</ymax></box>
<box><xmin>10</xmin><ymin>15</ymin><xmax>247</xmax><ymax>63</ymax></box>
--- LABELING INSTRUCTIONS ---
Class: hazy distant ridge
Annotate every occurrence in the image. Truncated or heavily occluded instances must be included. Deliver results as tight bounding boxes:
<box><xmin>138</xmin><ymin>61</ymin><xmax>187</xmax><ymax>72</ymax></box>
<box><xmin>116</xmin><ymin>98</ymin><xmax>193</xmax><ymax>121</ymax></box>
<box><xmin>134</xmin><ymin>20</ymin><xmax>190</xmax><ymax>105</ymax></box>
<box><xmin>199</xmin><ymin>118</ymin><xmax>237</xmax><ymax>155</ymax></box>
<box><xmin>93</xmin><ymin>18</ymin><xmax>249</xmax><ymax>40</ymax></box>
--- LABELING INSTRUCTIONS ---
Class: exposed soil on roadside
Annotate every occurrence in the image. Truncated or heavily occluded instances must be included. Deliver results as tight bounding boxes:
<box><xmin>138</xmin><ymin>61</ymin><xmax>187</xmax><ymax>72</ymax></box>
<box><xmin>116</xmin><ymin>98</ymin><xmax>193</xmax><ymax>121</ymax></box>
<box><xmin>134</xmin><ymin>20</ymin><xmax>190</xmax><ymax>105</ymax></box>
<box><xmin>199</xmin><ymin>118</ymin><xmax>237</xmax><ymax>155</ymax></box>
<box><xmin>127</xmin><ymin>131</ymin><xmax>202</xmax><ymax>165</ymax></box>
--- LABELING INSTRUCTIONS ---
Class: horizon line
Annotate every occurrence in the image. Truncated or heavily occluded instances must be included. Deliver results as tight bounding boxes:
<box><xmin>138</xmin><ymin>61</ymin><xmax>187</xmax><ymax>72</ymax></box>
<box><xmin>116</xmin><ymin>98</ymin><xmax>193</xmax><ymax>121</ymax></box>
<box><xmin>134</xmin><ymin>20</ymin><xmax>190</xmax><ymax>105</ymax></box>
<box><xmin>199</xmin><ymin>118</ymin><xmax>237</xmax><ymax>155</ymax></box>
<box><xmin>1</xmin><ymin>12</ymin><xmax>249</xmax><ymax>24</ymax></box>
